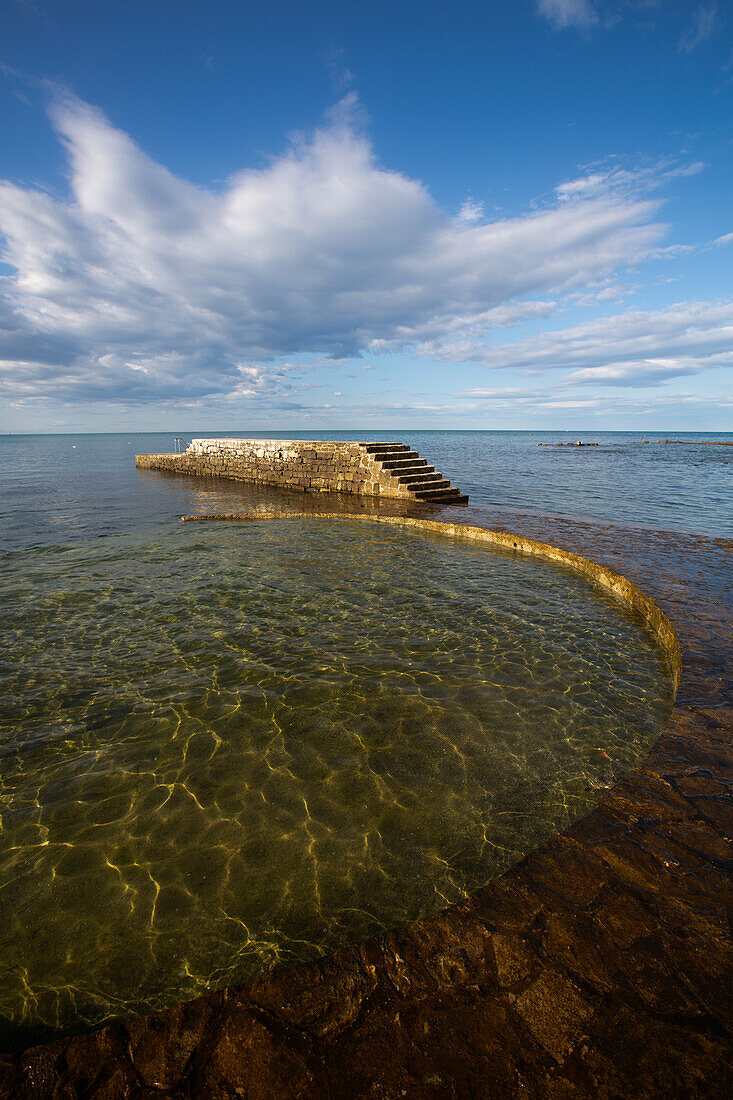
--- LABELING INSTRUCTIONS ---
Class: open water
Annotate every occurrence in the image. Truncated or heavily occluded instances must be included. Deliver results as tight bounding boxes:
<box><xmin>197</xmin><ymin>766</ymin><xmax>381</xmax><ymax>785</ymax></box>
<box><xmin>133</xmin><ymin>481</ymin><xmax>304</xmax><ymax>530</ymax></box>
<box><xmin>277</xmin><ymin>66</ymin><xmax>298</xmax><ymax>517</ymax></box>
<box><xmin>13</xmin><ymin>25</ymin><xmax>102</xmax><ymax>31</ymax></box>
<box><xmin>1</xmin><ymin>429</ymin><xmax>731</xmax><ymax>551</ymax></box>
<box><xmin>0</xmin><ymin>428</ymin><xmax>725</xmax><ymax>1048</ymax></box>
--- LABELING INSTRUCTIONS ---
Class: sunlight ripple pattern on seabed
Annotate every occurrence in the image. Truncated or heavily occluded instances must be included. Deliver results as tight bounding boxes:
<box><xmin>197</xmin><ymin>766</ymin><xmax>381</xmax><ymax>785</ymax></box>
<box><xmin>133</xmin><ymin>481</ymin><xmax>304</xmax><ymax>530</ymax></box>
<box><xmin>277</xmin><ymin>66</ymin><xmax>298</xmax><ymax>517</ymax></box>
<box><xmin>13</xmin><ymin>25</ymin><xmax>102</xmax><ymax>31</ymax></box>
<box><xmin>0</xmin><ymin>519</ymin><xmax>674</xmax><ymax>1048</ymax></box>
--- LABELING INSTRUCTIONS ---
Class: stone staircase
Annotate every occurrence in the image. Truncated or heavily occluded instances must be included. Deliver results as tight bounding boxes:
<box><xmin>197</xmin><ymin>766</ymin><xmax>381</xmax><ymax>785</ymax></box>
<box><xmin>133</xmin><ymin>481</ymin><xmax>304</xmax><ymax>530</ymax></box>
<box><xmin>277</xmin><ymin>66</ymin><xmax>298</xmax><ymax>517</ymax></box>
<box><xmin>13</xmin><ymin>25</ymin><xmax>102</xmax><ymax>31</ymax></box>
<box><xmin>363</xmin><ymin>443</ymin><xmax>468</xmax><ymax>504</ymax></box>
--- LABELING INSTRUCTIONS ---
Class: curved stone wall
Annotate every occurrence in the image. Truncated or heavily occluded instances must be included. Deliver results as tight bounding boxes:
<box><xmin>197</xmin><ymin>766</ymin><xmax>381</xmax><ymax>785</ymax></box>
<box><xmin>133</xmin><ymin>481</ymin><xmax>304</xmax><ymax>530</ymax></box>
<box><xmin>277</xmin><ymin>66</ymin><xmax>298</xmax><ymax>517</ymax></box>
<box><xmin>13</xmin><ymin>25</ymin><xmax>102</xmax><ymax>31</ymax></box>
<box><xmin>180</xmin><ymin>511</ymin><xmax>681</xmax><ymax>691</ymax></box>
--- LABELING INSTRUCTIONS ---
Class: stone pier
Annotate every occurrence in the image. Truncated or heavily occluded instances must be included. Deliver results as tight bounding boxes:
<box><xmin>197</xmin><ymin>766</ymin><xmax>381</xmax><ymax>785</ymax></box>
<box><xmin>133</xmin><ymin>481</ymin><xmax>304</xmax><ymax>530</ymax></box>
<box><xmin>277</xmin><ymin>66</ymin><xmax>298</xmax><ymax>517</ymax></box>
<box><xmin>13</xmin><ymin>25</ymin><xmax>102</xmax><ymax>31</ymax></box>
<box><xmin>135</xmin><ymin>439</ymin><xmax>468</xmax><ymax>503</ymax></box>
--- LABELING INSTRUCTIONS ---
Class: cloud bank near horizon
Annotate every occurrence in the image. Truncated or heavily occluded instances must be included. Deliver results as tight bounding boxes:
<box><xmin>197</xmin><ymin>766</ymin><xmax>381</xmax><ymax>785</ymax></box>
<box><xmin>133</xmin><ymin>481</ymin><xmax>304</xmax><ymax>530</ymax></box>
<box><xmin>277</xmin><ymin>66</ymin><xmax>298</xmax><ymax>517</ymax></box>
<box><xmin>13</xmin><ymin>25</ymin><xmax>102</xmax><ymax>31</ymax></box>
<box><xmin>0</xmin><ymin>91</ymin><xmax>697</xmax><ymax>409</ymax></box>
<box><xmin>421</xmin><ymin>299</ymin><xmax>733</xmax><ymax>386</ymax></box>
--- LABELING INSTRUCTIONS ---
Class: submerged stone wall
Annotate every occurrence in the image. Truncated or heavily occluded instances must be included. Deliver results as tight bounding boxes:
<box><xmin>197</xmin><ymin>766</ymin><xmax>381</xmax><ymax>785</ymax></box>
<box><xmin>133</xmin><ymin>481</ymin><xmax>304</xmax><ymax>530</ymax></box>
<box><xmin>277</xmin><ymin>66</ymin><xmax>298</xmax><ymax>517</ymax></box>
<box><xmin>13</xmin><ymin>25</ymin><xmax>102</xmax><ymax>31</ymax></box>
<box><xmin>135</xmin><ymin>439</ymin><xmax>415</xmax><ymax>499</ymax></box>
<box><xmin>180</xmin><ymin>511</ymin><xmax>681</xmax><ymax>688</ymax></box>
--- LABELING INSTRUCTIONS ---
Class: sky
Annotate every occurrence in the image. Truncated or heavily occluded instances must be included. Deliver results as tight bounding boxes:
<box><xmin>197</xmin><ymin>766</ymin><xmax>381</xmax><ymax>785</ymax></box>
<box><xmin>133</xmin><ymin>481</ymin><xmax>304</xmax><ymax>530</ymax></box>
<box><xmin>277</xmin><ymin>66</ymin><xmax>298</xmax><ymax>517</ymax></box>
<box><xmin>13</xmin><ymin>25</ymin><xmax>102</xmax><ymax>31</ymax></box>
<box><xmin>1</xmin><ymin>0</ymin><xmax>731</xmax><ymax>432</ymax></box>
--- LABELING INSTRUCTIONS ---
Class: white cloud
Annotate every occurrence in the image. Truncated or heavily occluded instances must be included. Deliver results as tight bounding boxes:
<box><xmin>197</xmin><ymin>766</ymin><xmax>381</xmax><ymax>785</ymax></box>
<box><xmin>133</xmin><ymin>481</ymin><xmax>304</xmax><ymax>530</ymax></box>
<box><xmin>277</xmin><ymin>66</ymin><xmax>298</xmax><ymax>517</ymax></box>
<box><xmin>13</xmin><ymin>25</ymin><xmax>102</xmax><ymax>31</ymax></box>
<box><xmin>537</xmin><ymin>0</ymin><xmax>599</xmax><ymax>31</ymax></box>
<box><xmin>0</xmin><ymin>94</ymin><xmax>672</xmax><ymax>404</ymax></box>
<box><xmin>556</xmin><ymin>159</ymin><xmax>704</xmax><ymax>203</ymax></box>
<box><xmin>563</xmin><ymin>359</ymin><xmax>701</xmax><ymax>385</ymax></box>
<box><xmin>571</xmin><ymin>282</ymin><xmax>639</xmax><ymax>306</ymax></box>
<box><xmin>454</xmin><ymin>384</ymin><xmax>733</xmax><ymax>418</ymax></box>
<box><xmin>459</xmin><ymin>386</ymin><xmax>548</xmax><ymax>400</ymax></box>
<box><xmin>433</xmin><ymin>300</ymin><xmax>733</xmax><ymax>387</ymax></box>
<box><xmin>456</xmin><ymin>197</ymin><xmax>485</xmax><ymax>224</ymax></box>
<box><xmin>679</xmin><ymin>4</ymin><xmax>718</xmax><ymax>55</ymax></box>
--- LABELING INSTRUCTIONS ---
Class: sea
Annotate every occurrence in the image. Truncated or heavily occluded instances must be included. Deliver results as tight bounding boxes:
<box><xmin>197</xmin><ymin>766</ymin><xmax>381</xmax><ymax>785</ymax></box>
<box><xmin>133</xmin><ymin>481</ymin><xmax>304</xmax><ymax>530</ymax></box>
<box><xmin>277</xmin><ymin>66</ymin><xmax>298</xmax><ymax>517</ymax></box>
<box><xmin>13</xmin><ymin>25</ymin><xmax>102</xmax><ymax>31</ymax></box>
<box><xmin>0</xmin><ymin>427</ymin><xmax>729</xmax><ymax>1047</ymax></box>
<box><xmin>1</xmin><ymin>429</ymin><xmax>731</xmax><ymax>552</ymax></box>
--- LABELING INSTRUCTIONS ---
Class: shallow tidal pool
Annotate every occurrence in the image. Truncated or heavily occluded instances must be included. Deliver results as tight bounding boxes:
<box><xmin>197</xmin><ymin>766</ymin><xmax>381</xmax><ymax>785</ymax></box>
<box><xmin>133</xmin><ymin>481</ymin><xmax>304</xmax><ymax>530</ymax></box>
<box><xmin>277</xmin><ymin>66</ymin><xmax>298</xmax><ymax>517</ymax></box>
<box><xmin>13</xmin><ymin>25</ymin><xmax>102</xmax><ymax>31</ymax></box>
<box><xmin>0</xmin><ymin>518</ymin><xmax>674</xmax><ymax>1047</ymax></box>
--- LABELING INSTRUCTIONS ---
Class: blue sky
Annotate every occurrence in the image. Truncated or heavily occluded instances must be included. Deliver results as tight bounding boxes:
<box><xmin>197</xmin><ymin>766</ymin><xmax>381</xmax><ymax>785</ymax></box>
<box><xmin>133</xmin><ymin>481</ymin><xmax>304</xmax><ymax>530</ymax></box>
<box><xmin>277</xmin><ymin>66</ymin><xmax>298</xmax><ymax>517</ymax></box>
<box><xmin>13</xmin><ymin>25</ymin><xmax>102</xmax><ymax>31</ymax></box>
<box><xmin>1</xmin><ymin>0</ymin><xmax>731</xmax><ymax>431</ymax></box>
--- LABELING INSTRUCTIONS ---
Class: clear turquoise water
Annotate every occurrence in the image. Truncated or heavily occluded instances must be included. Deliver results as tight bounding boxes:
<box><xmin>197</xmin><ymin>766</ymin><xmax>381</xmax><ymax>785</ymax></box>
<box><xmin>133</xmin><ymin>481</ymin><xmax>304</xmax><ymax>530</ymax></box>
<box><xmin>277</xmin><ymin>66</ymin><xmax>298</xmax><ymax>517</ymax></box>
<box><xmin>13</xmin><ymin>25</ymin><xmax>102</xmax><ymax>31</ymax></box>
<box><xmin>0</xmin><ymin>514</ymin><xmax>674</xmax><ymax>1049</ymax></box>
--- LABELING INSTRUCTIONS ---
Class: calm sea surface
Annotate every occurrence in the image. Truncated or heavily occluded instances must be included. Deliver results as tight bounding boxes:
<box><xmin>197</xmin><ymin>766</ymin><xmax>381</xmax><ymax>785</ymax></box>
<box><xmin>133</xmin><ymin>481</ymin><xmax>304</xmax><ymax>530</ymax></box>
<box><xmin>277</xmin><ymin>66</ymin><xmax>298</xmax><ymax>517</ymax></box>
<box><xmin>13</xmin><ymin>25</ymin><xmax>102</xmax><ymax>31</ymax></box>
<box><xmin>0</xmin><ymin>429</ymin><xmax>723</xmax><ymax>1047</ymax></box>
<box><xmin>0</xmin><ymin>430</ymin><xmax>731</xmax><ymax>552</ymax></box>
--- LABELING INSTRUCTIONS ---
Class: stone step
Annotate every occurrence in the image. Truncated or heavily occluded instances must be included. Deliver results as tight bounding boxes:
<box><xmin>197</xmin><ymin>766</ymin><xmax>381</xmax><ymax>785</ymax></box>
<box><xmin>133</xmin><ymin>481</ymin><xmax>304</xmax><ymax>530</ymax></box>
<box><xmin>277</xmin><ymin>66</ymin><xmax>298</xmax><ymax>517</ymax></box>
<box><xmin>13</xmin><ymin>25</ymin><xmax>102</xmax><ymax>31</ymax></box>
<box><xmin>389</xmin><ymin>466</ymin><xmax>435</xmax><ymax>479</ymax></box>
<box><xmin>414</xmin><ymin>487</ymin><xmax>467</xmax><ymax>503</ymax></box>
<box><xmin>364</xmin><ymin>440</ymin><xmax>467</xmax><ymax>501</ymax></box>
<box><xmin>396</xmin><ymin>471</ymin><xmax>445</xmax><ymax>485</ymax></box>
<box><xmin>379</xmin><ymin>451</ymin><xmax>420</xmax><ymax>465</ymax></box>
<box><xmin>382</xmin><ymin>458</ymin><xmax>430</xmax><ymax>471</ymax></box>
<box><xmin>416</xmin><ymin>477</ymin><xmax>451</xmax><ymax>490</ymax></box>
<box><xmin>403</xmin><ymin>476</ymin><xmax>451</xmax><ymax>491</ymax></box>
<box><xmin>369</xmin><ymin>451</ymin><xmax>414</xmax><ymax>462</ymax></box>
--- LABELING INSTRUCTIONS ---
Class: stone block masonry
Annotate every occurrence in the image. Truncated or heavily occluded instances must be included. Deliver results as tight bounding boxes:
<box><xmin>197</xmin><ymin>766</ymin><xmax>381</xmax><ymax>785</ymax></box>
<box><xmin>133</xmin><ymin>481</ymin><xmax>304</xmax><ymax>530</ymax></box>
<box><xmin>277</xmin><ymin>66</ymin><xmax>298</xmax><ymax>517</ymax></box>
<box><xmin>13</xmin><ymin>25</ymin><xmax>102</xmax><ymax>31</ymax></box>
<box><xmin>135</xmin><ymin>439</ymin><xmax>468</xmax><ymax>503</ymax></box>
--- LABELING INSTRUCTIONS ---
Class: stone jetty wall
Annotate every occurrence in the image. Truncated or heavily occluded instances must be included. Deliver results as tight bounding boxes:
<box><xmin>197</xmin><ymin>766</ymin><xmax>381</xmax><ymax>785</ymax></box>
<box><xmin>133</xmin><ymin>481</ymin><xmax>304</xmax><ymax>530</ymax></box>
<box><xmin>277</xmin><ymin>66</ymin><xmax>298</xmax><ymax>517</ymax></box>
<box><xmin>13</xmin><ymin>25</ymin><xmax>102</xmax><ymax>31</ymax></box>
<box><xmin>135</xmin><ymin>439</ymin><xmax>415</xmax><ymax>499</ymax></box>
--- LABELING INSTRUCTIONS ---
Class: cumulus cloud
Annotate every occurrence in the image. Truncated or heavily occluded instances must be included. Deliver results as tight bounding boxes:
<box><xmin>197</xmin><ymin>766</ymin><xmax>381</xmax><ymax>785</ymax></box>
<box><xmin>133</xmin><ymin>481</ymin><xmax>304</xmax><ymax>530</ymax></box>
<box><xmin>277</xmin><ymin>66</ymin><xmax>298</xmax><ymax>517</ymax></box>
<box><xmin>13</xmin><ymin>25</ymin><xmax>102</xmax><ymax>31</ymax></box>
<box><xmin>537</xmin><ymin>0</ymin><xmax>599</xmax><ymax>31</ymax></box>
<box><xmin>0</xmin><ymin>93</ymin><xmax>671</xmax><ymax>403</ymax></box>
<box><xmin>431</xmin><ymin>300</ymin><xmax>733</xmax><ymax>387</ymax></box>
